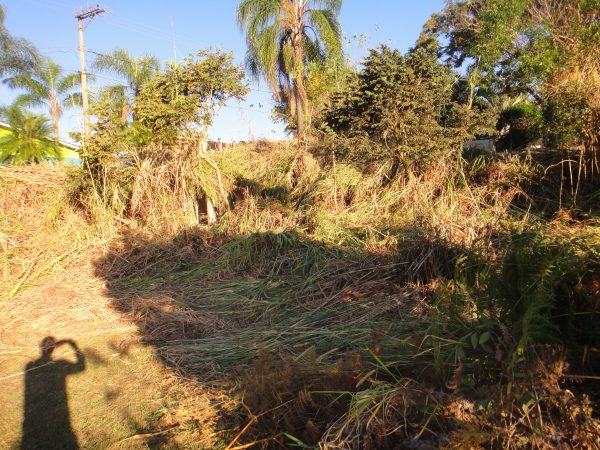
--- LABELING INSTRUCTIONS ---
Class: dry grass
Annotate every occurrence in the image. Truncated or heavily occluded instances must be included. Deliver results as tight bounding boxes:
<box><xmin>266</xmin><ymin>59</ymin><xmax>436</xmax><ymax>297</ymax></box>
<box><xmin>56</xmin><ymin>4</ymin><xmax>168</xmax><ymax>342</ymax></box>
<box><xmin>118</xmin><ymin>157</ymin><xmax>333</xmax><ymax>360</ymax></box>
<box><xmin>0</xmin><ymin>163</ymin><xmax>110</xmax><ymax>301</ymax></box>
<box><xmin>2</xmin><ymin>143</ymin><xmax>599</xmax><ymax>449</ymax></box>
<box><xmin>0</xmin><ymin>165</ymin><xmax>236</xmax><ymax>449</ymax></box>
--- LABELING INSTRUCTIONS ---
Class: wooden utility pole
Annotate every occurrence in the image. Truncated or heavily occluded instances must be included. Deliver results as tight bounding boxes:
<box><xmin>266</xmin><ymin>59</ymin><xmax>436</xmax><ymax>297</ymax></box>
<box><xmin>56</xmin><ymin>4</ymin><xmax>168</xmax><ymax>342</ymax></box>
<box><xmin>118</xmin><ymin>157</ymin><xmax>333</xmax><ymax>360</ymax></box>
<box><xmin>75</xmin><ymin>5</ymin><xmax>105</xmax><ymax>142</ymax></box>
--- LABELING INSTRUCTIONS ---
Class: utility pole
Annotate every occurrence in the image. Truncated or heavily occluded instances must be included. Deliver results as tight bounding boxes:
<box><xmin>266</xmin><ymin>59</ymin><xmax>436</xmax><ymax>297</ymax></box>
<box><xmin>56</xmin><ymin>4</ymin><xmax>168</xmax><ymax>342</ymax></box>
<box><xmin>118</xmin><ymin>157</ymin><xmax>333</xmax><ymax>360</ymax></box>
<box><xmin>75</xmin><ymin>5</ymin><xmax>105</xmax><ymax>142</ymax></box>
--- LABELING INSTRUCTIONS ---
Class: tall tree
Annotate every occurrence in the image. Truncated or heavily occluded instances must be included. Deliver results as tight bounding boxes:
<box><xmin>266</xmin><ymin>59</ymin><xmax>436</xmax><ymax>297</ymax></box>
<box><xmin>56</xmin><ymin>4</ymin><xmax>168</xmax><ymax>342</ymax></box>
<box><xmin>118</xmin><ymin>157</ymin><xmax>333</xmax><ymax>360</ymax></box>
<box><xmin>429</xmin><ymin>0</ymin><xmax>600</xmax><ymax>151</ymax></box>
<box><xmin>3</xmin><ymin>57</ymin><xmax>80</xmax><ymax>143</ymax></box>
<box><xmin>92</xmin><ymin>49</ymin><xmax>160</xmax><ymax>122</ymax></box>
<box><xmin>237</xmin><ymin>0</ymin><xmax>342</xmax><ymax>139</ymax></box>
<box><xmin>323</xmin><ymin>45</ymin><xmax>462</xmax><ymax>168</ymax></box>
<box><xmin>0</xmin><ymin>103</ymin><xmax>58</xmax><ymax>164</ymax></box>
<box><xmin>0</xmin><ymin>4</ymin><xmax>39</xmax><ymax>77</ymax></box>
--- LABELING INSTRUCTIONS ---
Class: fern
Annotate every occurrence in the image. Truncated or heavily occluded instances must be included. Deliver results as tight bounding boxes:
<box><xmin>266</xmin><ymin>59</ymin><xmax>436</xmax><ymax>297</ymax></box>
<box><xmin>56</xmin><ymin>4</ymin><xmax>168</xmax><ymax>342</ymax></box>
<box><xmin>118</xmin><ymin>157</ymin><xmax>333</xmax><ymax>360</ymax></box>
<box><xmin>492</xmin><ymin>231</ymin><xmax>600</xmax><ymax>352</ymax></box>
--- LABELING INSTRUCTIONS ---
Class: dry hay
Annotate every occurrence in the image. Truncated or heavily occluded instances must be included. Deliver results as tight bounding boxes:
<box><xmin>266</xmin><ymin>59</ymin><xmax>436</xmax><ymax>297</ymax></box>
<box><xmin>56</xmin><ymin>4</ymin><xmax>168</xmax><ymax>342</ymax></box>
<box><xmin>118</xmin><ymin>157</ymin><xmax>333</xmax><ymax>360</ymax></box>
<box><xmin>108</xmin><ymin>293</ymin><xmax>231</xmax><ymax>341</ymax></box>
<box><xmin>0</xmin><ymin>163</ymin><xmax>68</xmax><ymax>188</ymax></box>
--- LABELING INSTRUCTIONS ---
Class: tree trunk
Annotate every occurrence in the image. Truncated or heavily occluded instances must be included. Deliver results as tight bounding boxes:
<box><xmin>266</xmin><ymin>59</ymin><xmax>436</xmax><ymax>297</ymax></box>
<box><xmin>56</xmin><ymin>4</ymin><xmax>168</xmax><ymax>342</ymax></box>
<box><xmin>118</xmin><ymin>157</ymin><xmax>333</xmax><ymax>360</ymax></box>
<box><xmin>50</xmin><ymin>96</ymin><xmax>59</xmax><ymax>144</ymax></box>
<box><xmin>52</xmin><ymin>117</ymin><xmax>59</xmax><ymax>145</ymax></box>
<box><xmin>294</xmin><ymin>72</ymin><xmax>309</xmax><ymax>142</ymax></box>
<box><xmin>121</xmin><ymin>98</ymin><xmax>128</xmax><ymax>124</ymax></box>
<box><xmin>295</xmin><ymin>88</ymin><xmax>305</xmax><ymax>140</ymax></box>
<box><xmin>292</xmin><ymin>11</ymin><xmax>308</xmax><ymax>142</ymax></box>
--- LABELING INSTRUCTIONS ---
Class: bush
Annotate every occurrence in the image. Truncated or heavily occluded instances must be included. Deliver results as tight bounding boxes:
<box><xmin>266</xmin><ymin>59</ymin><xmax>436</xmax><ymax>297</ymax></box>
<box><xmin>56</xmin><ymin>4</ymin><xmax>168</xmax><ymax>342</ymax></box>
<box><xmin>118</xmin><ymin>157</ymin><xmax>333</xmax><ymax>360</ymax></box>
<box><xmin>497</xmin><ymin>102</ymin><xmax>543</xmax><ymax>150</ymax></box>
<box><xmin>322</xmin><ymin>45</ymin><xmax>462</xmax><ymax>169</ymax></box>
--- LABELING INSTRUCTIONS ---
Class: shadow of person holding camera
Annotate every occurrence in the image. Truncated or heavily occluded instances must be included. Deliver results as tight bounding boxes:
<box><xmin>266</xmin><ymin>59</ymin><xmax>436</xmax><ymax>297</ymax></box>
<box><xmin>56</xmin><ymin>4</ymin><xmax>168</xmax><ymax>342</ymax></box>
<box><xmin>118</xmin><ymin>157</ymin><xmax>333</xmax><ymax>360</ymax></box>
<box><xmin>20</xmin><ymin>336</ymin><xmax>86</xmax><ymax>450</ymax></box>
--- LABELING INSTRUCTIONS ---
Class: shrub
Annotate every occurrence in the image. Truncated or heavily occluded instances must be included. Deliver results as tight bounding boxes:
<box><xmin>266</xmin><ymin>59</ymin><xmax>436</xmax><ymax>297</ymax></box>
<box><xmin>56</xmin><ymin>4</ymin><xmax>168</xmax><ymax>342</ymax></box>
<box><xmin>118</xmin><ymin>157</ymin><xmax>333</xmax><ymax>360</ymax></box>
<box><xmin>322</xmin><ymin>45</ymin><xmax>462</xmax><ymax>169</ymax></box>
<box><xmin>497</xmin><ymin>102</ymin><xmax>543</xmax><ymax>150</ymax></box>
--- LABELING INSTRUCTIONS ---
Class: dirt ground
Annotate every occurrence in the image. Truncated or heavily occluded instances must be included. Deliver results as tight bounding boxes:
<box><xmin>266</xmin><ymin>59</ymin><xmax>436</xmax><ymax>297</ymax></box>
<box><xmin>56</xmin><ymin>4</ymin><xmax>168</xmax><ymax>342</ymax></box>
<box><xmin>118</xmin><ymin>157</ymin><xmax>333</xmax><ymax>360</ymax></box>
<box><xmin>0</xmin><ymin>256</ymin><xmax>225</xmax><ymax>450</ymax></box>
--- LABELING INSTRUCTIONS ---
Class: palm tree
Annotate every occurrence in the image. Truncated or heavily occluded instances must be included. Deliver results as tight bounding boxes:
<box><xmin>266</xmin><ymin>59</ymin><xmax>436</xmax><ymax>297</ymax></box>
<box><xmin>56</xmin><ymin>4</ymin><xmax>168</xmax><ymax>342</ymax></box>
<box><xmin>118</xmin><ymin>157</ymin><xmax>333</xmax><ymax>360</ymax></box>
<box><xmin>0</xmin><ymin>5</ymin><xmax>39</xmax><ymax>77</ymax></box>
<box><xmin>237</xmin><ymin>0</ymin><xmax>342</xmax><ymax>138</ymax></box>
<box><xmin>3</xmin><ymin>57</ymin><xmax>80</xmax><ymax>143</ymax></box>
<box><xmin>92</xmin><ymin>49</ymin><xmax>160</xmax><ymax>122</ymax></box>
<box><xmin>0</xmin><ymin>103</ymin><xmax>58</xmax><ymax>164</ymax></box>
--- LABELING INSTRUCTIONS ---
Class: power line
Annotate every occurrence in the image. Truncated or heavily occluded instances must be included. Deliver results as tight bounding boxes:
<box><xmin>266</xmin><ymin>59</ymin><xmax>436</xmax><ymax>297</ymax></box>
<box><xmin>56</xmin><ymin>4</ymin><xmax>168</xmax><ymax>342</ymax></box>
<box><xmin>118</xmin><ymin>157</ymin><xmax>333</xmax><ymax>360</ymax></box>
<box><xmin>14</xmin><ymin>1</ymin><xmax>280</xmax><ymax>100</ymax></box>
<box><xmin>80</xmin><ymin>49</ymin><xmax>278</xmax><ymax>99</ymax></box>
<box><xmin>223</xmin><ymin>105</ymin><xmax>271</xmax><ymax>114</ymax></box>
<box><xmin>21</xmin><ymin>0</ymin><xmax>205</xmax><ymax>50</ymax></box>
<box><xmin>101</xmin><ymin>15</ymin><xmax>207</xmax><ymax>50</ymax></box>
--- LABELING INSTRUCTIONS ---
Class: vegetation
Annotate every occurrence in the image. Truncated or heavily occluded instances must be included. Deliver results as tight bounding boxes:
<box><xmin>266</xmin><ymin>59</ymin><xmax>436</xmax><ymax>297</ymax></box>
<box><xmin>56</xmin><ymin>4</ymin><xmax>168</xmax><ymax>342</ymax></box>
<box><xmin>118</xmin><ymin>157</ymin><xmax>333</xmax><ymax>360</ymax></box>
<box><xmin>1</xmin><ymin>1</ymin><xmax>599</xmax><ymax>449</ymax></box>
<box><xmin>3</xmin><ymin>57</ymin><xmax>80</xmax><ymax>142</ymax></box>
<box><xmin>323</xmin><ymin>44</ymin><xmax>466</xmax><ymax>168</ymax></box>
<box><xmin>237</xmin><ymin>0</ymin><xmax>343</xmax><ymax>138</ymax></box>
<box><xmin>92</xmin><ymin>48</ymin><xmax>160</xmax><ymax>123</ymax></box>
<box><xmin>0</xmin><ymin>103</ymin><xmax>58</xmax><ymax>164</ymax></box>
<box><xmin>134</xmin><ymin>50</ymin><xmax>248</xmax><ymax>144</ymax></box>
<box><xmin>428</xmin><ymin>0</ymin><xmax>600</xmax><ymax>152</ymax></box>
<box><xmin>0</xmin><ymin>4</ymin><xmax>38</xmax><ymax>77</ymax></box>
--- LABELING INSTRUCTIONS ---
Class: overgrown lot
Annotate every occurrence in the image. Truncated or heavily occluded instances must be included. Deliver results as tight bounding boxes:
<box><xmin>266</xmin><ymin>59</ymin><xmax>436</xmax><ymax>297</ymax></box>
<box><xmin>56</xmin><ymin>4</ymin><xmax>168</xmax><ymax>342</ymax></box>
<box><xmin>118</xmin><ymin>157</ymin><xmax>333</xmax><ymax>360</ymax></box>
<box><xmin>4</xmin><ymin>139</ymin><xmax>598</xmax><ymax>448</ymax></box>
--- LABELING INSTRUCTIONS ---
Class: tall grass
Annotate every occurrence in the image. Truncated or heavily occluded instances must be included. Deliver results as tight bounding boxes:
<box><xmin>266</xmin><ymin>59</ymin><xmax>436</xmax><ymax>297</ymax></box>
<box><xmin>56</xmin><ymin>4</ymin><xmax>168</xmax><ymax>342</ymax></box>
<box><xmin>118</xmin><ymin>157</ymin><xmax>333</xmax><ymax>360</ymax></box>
<box><xmin>9</xmin><ymin>141</ymin><xmax>600</xmax><ymax>448</ymax></box>
<box><xmin>0</xmin><ymin>163</ymin><xmax>109</xmax><ymax>301</ymax></box>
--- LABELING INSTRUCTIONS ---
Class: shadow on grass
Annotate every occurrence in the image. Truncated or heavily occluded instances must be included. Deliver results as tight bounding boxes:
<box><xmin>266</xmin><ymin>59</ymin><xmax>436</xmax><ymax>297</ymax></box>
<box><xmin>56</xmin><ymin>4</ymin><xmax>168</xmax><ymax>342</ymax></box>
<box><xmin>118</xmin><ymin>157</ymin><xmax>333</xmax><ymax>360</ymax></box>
<box><xmin>91</xmin><ymin>227</ymin><xmax>464</xmax><ymax>446</ymax></box>
<box><xmin>20</xmin><ymin>337</ymin><xmax>85</xmax><ymax>450</ymax></box>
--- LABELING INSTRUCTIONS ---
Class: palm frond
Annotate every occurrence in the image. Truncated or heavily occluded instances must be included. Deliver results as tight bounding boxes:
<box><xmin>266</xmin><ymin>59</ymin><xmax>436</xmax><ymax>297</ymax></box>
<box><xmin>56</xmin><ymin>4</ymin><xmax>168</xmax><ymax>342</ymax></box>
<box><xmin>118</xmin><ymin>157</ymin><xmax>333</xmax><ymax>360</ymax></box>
<box><xmin>0</xmin><ymin>6</ymin><xmax>40</xmax><ymax>76</ymax></box>
<box><xmin>62</xmin><ymin>92</ymin><xmax>83</xmax><ymax>108</ymax></box>
<box><xmin>92</xmin><ymin>48</ymin><xmax>133</xmax><ymax>76</ymax></box>
<box><xmin>311</xmin><ymin>0</ymin><xmax>342</xmax><ymax>14</ymax></box>
<box><xmin>13</xmin><ymin>93</ymin><xmax>45</xmax><ymax>109</ymax></box>
<box><xmin>0</xmin><ymin>103</ymin><xmax>57</xmax><ymax>164</ymax></box>
<box><xmin>237</xmin><ymin>0</ymin><xmax>280</xmax><ymax>34</ymax></box>
<box><xmin>251</xmin><ymin>22</ymin><xmax>283</xmax><ymax>83</ymax></box>
<box><xmin>302</xmin><ymin>34</ymin><xmax>326</xmax><ymax>65</ymax></box>
<box><xmin>56</xmin><ymin>72</ymin><xmax>81</xmax><ymax>94</ymax></box>
<box><xmin>93</xmin><ymin>48</ymin><xmax>159</xmax><ymax>93</ymax></box>
<box><xmin>3</xmin><ymin>74</ymin><xmax>48</xmax><ymax>99</ymax></box>
<box><xmin>305</xmin><ymin>8</ymin><xmax>342</xmax><ymax>57</ymax></box>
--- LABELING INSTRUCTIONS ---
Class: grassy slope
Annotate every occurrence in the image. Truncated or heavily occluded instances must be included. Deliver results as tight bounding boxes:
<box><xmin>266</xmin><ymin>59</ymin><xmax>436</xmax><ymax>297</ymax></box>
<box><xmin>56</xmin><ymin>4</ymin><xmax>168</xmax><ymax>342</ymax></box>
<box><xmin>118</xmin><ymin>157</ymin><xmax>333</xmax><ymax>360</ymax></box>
<box><xmin>81</xmin><ymin>142</ymin><xmax>600</xmax><ymax>448</ymax></box>
<box><xmin>1</xmin><ymin>146</ymin><xmax>599</xmax><ymax>449</ymax></box>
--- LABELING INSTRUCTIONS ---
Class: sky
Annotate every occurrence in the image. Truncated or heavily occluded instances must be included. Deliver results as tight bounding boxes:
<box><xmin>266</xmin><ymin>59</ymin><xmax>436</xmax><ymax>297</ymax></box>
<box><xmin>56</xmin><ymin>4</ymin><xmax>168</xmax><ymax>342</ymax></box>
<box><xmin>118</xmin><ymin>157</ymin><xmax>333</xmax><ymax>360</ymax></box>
<box><xmin>1</xmin><ymin>0</ymin><xmax>445</xmax><ymax>143</ymax></box>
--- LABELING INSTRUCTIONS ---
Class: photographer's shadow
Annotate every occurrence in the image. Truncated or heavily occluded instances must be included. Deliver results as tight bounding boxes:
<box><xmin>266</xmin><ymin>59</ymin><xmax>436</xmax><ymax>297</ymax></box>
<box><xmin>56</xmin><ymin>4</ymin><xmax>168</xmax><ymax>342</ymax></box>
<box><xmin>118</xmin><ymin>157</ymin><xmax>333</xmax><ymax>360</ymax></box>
<box><xmin>20</xmin><ymin>336</ymin><xmax>85</xmax><ymax>450</ymax></box>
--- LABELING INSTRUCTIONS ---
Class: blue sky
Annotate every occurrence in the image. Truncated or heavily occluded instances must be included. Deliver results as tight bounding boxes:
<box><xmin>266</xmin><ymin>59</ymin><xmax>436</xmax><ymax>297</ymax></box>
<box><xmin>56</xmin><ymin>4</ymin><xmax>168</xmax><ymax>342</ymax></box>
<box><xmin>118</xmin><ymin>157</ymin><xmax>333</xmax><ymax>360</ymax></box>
<box><xmin>1</xmin><ymin>0</ymin><xmax>444</xmax><ymax>143</ymax></box>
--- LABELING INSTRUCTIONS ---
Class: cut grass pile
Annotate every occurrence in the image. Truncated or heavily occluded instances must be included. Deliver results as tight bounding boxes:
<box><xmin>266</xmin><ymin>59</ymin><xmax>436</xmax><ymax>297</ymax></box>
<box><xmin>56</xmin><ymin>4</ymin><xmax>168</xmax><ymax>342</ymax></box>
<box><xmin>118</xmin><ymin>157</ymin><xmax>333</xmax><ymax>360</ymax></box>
<box><xmin>96</xmin><ymin>230</ymin><xmax>429</xmax><ymax>377</ymax></box>
<box><xmin>85</xmin><ymin>142</ymin><xmax>600</xmax><ymax>448</ymax></box>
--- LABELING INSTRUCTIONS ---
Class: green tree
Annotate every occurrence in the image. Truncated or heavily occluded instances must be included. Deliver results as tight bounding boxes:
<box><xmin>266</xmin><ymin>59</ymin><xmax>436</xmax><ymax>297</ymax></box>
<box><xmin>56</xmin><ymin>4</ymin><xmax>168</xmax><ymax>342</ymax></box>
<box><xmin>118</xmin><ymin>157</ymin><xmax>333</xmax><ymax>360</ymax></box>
<box><xmin>0</xmin><ymin>4</ymin><xmax>39</xmax><ymax>77</ymax></box>
<box><xmin>430</xmin><ymin>0</ymin><xmax>600</xmax><ymax>151</ymax></box>
<box><xmin>496</xmin><ymin>101</ymin><xmax>543</xmax><ymax>150</ymax></box>
<box><xmin>134</xmin><ymin>50</ymin><xmax>248</xmax><ymax>144</ymax></box>
<box><xmin>323</xmin><ymin>45</ymin><xmax>461</xmax><ymax>167</ymax></box>
<box><xmin>273</xmin><ymin>56</ymin><xmax>350</xmax><ymax>136</ymax></box>
<box><xmin>0</xmin><ymin>103</ymin><xmax>58</xmax><ymax>164</ymax></box>
<box><xmin>237</xmin><ymin>0</ymin><xmax>343</xmax><ymax>139</ymax></box>
<box><xmin>92</xmin><ymin>49</ymin><xmax>160</xmax><ymax>122</ymax></box>
<box><xmin>3</xmin><ymin>57</ymin><xmax>80</xmax><ymax>143</ymax></box>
